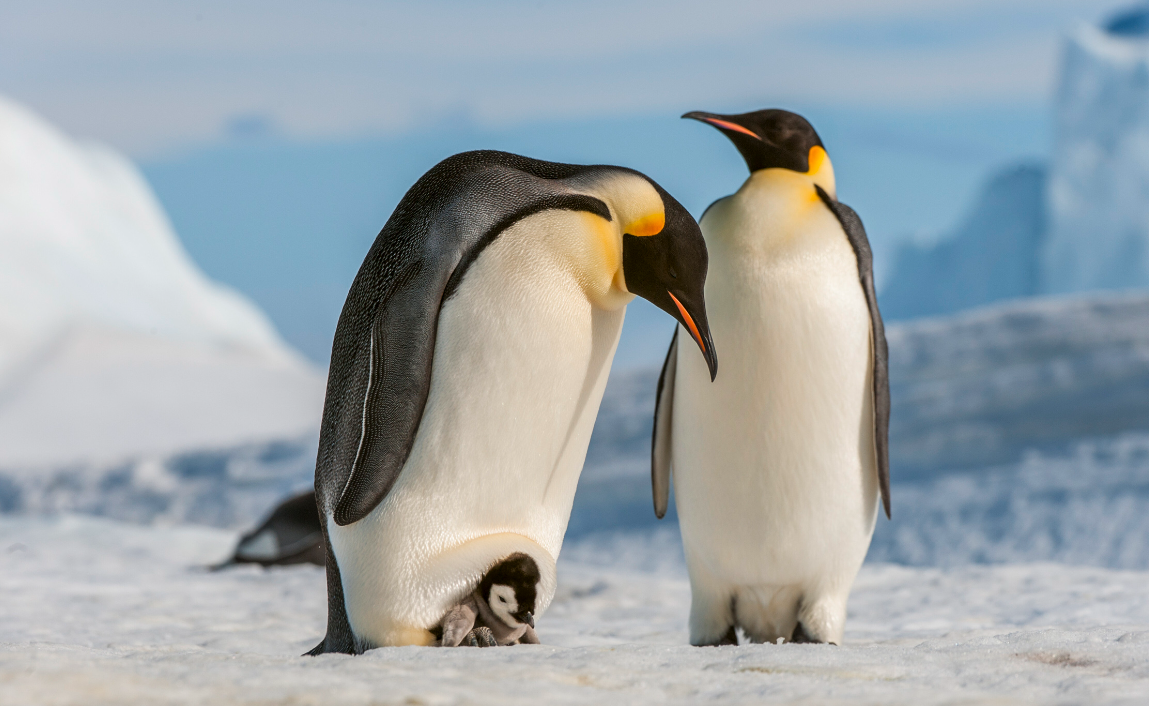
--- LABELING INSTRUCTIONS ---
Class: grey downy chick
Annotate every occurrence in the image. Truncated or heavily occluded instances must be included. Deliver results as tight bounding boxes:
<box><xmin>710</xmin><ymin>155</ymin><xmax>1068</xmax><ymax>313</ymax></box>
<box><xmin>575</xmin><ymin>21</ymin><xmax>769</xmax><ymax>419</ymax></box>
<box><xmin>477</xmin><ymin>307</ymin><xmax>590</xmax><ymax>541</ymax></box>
<box><xmin>437</xmin><ymin>553</ymin><xmax>542</xmax><ymax>647</ymax></box>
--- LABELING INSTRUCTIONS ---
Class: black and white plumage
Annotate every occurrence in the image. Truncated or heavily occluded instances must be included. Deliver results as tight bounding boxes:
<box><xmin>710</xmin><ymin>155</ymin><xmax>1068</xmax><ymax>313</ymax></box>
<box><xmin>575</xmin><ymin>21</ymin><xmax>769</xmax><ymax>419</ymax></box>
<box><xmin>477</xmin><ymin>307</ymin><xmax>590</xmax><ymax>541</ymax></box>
<box><xmin>218</xmin><ymin>490</ymin><xmax>324</xmax><ymax>569</ymax></box>
<box><xmin>654</xmin><ymin>110</ymin><xmax>889</xmax><ymax>646</ymax></box>
<box><xmin>310</xmin><ymin>150</ymin><xmax>715</xmax><ymax>654</ymax></box>
<box><xmin>437</xmin><ymin>552</ymin><xmax>542</xmax><ymax>647</ymax></box>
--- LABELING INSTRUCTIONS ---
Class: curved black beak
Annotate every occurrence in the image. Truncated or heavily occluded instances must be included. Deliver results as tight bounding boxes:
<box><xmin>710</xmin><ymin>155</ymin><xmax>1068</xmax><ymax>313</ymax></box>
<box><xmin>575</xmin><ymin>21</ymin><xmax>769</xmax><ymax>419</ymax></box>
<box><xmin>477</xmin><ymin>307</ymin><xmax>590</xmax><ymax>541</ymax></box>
<box><xmin>516</xmin><ymin>611</ymin><xmax>535</xmax><ymax>628</ymax></box>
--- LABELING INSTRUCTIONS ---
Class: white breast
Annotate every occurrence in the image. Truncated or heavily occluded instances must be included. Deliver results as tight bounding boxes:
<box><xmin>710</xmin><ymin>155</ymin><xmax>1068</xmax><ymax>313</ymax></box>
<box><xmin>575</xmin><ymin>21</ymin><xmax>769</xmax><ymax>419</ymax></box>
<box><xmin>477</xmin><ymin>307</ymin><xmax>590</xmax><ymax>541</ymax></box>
<box><xmin>672</xmin><ymin>169</ymin><xmax>879</xmax><ymax>590</ymax></box>
<box><xmin>328</xmin><ymin>210</ymin><xmax>627</xmax><ymax>647</ymax></box>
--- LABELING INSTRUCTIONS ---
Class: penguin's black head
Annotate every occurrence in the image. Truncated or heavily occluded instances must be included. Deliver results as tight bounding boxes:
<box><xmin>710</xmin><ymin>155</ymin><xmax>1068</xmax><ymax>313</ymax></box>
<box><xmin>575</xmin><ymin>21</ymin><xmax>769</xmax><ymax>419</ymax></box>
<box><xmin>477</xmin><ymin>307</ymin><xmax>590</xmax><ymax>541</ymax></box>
<box><xmin>622</xmin><ymin>184</ymin><xmax>718</xmax><ymax>380</ymax></box>
<box><xmin>480</xmin><ymin>552</ymin><xmax>540</xmax><ymax>629</ymax></box>
<box><xmin>683</xmin><ymin>109</ymin><xmax>825</xmax><ymax>175</ymax></box>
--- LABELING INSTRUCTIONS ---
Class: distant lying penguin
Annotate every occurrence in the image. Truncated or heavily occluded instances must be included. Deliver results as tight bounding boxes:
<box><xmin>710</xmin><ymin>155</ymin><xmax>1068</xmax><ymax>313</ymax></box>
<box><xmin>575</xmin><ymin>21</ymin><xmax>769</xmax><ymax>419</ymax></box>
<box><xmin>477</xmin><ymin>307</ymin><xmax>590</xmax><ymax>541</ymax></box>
<box><xmin>309</xmin><ymin>150</ymin><xmax>716</xmax><ymax>654</ymax></box>
<box><xmin>219</xmin><ymin>490</ymin><xmax>324</xmax><ymax>568</ymax></box>
<box><xmin>654</xmin><ymin>110</ymin><xmax>890</xmax><ymax>646</ymax></box>
<box><xmin>436</xmin><ymin>553</ymin><xmax>542</xmax><ymax>647</ymax></box>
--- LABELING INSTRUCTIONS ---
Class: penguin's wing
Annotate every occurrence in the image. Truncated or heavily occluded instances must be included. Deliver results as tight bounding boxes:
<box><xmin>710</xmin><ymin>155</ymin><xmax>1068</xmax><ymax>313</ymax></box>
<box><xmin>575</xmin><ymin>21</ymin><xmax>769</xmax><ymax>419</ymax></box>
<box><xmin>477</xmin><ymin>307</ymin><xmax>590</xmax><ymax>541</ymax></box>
<box><xmin>816</xmin><ymin>186</ymin><xmax>891</xmax><ymax>519</ymax></box>
<box><xmin>651</xmin><ymin>328</ymin><xmax>679</xmax><ymax>519</ymax></box>
<box><xmin>318</xmin><ymin>152</ymin><xmax>613</xmax><ymax>527</ymax></box>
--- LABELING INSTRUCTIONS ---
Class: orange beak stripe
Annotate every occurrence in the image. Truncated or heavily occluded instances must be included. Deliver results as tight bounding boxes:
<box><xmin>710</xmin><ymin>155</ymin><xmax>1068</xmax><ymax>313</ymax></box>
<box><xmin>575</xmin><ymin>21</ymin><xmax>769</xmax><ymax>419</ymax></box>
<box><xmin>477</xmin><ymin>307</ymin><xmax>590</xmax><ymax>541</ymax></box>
<box><xmin>668</xmin><ymin>291</ymin><xmax>706</xmax><ymax>353</ymax></box>
<box><xmin>701</xmin><ymin>117</ymin><xmax>759</xmax><ymax>139</ymax></box>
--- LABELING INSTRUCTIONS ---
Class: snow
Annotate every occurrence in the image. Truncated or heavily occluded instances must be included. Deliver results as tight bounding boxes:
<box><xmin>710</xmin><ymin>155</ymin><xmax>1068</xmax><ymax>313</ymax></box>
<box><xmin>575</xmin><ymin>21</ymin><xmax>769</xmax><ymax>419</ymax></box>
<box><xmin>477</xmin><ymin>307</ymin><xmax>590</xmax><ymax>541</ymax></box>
<box><xmin>2</xmin><ymin>515</ymin><xmax>1148</xmax><ymax>705</ymax></box>
<box><xmin>0</xmin><ymin>96</ymin><xmax>325</xmax><ymax>466</ymax></box>
<box><xmin>1041</xmin><ymin>19</ymin><xmax>1149</xmax><ymax>294</ymax></box>
<box><xmin>886</xmin><ymin>290</ymin><xmax>1149</xmax><ymax>476</ymax></box>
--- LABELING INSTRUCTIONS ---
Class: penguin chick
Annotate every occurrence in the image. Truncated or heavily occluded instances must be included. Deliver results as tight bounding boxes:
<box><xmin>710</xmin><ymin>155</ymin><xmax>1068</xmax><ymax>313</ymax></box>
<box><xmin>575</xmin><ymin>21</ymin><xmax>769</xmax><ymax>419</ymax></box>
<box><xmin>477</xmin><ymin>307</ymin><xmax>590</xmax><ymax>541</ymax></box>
<box><xmin>655</xmin><ymin>109</ymin><xmax>890</xmax><ymax>647</ymax></box>
<box><xmin>438</xmin><ymin>553</ymin><xmax>542</xmax><ymax>647</ymax></box>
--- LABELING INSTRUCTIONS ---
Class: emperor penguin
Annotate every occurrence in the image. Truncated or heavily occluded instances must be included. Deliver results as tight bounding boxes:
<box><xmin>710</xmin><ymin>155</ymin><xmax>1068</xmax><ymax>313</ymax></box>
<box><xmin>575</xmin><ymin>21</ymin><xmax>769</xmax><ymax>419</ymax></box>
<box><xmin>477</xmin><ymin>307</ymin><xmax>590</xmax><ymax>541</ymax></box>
<box><xmin>653</xmin><ymin>110</ymin><xmax>890</xmax><ymax>646</ymax></box>
<box><xmin>310</xmin><ymin>150</ymin><xmax>716</xmax><ymax>654</ymax></box>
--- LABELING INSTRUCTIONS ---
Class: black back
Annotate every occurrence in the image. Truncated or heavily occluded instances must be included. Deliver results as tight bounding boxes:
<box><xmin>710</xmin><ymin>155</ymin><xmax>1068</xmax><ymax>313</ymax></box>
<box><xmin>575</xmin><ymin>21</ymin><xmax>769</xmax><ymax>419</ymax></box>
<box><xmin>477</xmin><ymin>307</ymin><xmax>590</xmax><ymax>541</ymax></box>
<box><xmin>218</xmin><ymin>490</ymin><xmax>324</xmax><ymax>569</ymax></box>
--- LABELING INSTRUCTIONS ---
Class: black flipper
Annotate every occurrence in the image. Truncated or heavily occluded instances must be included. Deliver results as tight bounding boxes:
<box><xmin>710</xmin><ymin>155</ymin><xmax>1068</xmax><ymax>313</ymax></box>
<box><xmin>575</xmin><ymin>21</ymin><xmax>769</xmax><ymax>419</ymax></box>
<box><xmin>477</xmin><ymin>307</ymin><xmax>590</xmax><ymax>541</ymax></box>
<box><xmin>311</xmin><ymin>151</ymin><xmax>617</xmax><ymax>653</ymax></box>
<box><xmin>306</xmin><ymin>541</ymin><xmax>357</xmax><ymax>655</ymax></box>
<box><xmin>816</xmin><ymin>186</ymin><xmax>891</xmax><ymax>519</ymax></box>
<box><xmin>220</xmin><ymin>490</ymin><xmax>324</xmax><ymax>568</ymax></box>
<box><xmin>651</xmin><ymin>329</ymin><xmax>679</xmax><ymax>519</ymax></box>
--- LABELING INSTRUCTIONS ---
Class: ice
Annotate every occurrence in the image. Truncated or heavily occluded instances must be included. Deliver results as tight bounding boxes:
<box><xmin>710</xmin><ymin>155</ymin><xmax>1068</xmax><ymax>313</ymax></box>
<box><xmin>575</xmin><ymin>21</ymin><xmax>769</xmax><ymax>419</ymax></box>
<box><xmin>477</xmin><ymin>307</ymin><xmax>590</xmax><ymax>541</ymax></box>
<box><xmin>881</xmin><ymin>9</ymin><xmax>1149</xmax><ymax>317</ymax></box>
<box><xmin>880</xmin><ymin>164</ymin><xmax>1045</xmax><ymax>321</ymax></box>
<box><xmin>0</xmin><ymin>95</ymin><xmax>325</xmax><ymax>466</ymax></box>
<box><xmin>1042</xmin><ymin>17</ymin><xmax>1149</xmax><ymax>294</ymax></box>
<box><xmin>1</xmin><ymin>515</ymin><xmax>1147</xmax><ymax>704</ymax></box>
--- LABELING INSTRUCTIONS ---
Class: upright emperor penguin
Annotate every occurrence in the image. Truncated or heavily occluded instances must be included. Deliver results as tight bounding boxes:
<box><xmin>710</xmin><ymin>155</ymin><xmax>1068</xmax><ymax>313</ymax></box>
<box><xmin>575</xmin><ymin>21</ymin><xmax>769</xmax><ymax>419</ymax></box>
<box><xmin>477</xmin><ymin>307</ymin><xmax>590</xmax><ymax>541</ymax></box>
<box><xmin>653</xmin><ymin>110</ymin><xmax>890</xmax><ymax>646</ymax></box>
<box><xmin>310</xmin><ymin>150</ymin><xmax>716</xmax><ymax>654</ymax></box>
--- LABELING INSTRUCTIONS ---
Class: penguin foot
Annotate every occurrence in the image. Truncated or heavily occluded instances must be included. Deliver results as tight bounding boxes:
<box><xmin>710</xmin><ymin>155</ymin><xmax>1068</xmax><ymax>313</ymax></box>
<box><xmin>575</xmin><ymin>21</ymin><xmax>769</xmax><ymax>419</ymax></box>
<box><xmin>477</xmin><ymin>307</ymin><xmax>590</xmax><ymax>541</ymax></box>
<box><xmin>694</xmin><ymin>625</ymin><xmax>738</xmax><ymax>647</ymax></box>
<box><xmin>790</xmin><ymin>622</ymin><xmax>834</xmax><ymax>645</ymax></box>
<box><xmin>466</xmin><ymin>627</ymin><xmax>498</xmax><ymax>647</ymax></box>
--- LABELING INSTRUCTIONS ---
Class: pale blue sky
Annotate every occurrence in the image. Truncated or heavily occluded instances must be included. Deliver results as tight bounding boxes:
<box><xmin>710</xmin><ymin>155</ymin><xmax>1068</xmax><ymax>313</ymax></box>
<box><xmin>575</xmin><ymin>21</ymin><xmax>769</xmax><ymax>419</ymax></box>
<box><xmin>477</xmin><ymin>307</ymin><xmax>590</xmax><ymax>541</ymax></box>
<box><xmin>0</xmin><ymin>0</ymin><xmax>1133</xmax><ymax>365</ymax></box>
<box><xmin>0</xmin><ymin>0</ymin><xmax>1126</xmax><ymax>156</ymax></box>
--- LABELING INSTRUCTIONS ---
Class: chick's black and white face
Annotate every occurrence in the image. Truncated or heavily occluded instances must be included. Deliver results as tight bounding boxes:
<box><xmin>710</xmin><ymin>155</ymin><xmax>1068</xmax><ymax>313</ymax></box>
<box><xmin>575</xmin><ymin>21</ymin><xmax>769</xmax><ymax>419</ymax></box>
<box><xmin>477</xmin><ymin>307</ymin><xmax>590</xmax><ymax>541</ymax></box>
<box><xmin>479</xmin><ymin>552</ymin><xmax>540</xmax><ymax>628</ymax></box>
<box><xmin>488</xmin><ymin>583</ymin><xmax>527</xmax><ymax>627</ymax></box>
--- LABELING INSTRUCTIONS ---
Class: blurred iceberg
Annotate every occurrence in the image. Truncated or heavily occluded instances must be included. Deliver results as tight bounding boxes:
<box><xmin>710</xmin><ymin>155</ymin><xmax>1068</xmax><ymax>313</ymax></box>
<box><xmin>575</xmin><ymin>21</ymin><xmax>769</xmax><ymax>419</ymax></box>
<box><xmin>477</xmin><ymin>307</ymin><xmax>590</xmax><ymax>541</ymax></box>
<box><xmin>883</xmin><ymin>6</ymin><xmax>1149</xmax><ymax>317</ymax></box>
<box><xmin>0</xmin><ymin>96</ymin><xmax>325</xmax><ymax>467</ymax></box>
<box><xmin>1043</xmin><ymin>12</ymin><xmax>1149</xmax><ymax>294</ymax></box>
<box><xmin>881</xmin><ymin>165</ymin><xmax>1045</xmax><ymax>320</ymax></box>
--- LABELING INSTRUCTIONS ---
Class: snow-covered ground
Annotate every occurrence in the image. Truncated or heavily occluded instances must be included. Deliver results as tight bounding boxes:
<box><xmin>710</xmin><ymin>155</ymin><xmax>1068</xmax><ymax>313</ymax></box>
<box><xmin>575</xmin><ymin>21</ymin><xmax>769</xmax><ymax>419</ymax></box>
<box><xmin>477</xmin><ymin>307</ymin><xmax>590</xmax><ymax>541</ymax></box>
<box><xmin>2</xmin><ymin>515</ymin><xmax>1147</xmax><ymax>705</ymax></box>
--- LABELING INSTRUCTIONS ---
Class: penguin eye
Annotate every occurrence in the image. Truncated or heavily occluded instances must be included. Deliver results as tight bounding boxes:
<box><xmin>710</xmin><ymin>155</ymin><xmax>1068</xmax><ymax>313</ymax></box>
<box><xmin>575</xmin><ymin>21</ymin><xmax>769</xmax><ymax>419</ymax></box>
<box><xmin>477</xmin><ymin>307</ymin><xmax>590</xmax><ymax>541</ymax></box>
<box><xmin>499</xmin><ymin>596</ymin><xmax>507</xmax><ymax>603</ymax></box>
<box><xmin>669</xmin><ymin>267</ymin><xmax>679</xmax><ymax>280</ymax></box>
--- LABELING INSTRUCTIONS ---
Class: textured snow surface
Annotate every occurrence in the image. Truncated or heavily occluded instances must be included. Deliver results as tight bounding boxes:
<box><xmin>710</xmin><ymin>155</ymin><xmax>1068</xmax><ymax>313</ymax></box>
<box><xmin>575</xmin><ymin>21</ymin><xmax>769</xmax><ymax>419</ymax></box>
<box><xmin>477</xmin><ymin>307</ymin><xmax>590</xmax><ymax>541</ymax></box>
<box><xmin>0</xmin><ymin>95</ymin><xmax>325</xmax><ymax>465</ymax></box>
<box><xmin>2</xmin><ymin>516</ymin><xmax>1148</xmax><ymax>705</ymax></box>
<box><xmin>886</xmin><ymin>291</ymin><xmax>1149</xmax><ymax>475</ymax></box>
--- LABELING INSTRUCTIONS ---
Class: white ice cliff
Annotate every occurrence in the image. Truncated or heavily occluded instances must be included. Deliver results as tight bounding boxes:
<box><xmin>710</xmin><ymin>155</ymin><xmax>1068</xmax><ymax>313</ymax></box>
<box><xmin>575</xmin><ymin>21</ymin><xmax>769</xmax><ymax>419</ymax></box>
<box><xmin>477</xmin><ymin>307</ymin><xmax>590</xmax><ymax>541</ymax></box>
<box><xmin>0</xmin><ymin>96</ymin><xmax>325</xmax><ymax>466</ymax></box>
<box><xmin>1042</xmin><ymin>11</ymin><xmax>1149</xmax><ymax>294</ymax></box>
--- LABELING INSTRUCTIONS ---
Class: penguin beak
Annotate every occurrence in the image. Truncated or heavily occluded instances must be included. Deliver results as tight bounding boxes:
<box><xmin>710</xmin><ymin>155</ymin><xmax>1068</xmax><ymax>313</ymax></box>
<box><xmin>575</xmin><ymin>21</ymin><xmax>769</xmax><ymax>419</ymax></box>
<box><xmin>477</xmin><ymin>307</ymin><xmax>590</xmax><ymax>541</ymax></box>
<box><xmin>668</xmin><ymin>291</ymin><xmax>717</xmax><ymax>381</ymax></box>
<box><xmin>682</xmin><ymin>111</ymin><xmax>760</xmax><ymax>140</ymax></box>
<box><xmin>517</xmin><ymin>611</ymin><xmax>534</xmax><ymax>628</ymax></box>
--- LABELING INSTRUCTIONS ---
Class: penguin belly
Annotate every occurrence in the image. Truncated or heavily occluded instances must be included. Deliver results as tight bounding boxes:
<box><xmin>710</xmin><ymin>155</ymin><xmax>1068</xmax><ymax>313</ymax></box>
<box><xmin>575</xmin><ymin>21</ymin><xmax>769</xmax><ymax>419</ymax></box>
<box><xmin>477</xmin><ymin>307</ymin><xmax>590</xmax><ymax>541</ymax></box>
<box><xmin>327</xmin><ymin>214</ymin><xmax>626</xmax><ymax>648</ymax></box>
<box><xmin>672</xmin><ymin>173</ymin><xmax>879</xmax><ymax>645</ymax></box>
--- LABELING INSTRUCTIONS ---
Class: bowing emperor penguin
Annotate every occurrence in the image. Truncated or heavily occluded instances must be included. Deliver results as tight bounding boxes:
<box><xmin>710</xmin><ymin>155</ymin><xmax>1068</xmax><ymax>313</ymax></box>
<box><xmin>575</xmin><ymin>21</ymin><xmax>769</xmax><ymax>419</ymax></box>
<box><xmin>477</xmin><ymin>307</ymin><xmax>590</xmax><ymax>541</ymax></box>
<box><xmin>310</xmin><ymin>150</ymin><xmax>716</xmax><ymax>654</ymax></box>
<box><xmin>652</xmin><ymin>110</ymin><xmax>890</xmax><ymax>646</ymax></box>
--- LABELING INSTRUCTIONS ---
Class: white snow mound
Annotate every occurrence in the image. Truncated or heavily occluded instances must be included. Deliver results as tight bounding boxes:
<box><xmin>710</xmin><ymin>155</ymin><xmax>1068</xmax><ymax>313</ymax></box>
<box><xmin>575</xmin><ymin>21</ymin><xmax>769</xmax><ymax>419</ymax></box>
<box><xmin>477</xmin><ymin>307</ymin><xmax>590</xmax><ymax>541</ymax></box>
<box><xmin>0</xmin><ymin>96</ymin><xmax>325</xmax><ymax>465</ymax></box>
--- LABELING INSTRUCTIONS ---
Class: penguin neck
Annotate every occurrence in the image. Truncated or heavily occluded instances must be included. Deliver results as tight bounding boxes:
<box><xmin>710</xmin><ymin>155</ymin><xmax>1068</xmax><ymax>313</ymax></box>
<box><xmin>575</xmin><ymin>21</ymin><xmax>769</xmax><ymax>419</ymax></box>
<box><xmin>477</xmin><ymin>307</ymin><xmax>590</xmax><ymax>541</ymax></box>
<box><xmin>565</xmin><ymin>210</ymin><xmax>634</xmax><ymax>311</ymax></box>
<box><xmin>745</xmin><ymin>169</ymin><xmax>824</xmax><ymax>233</ymax></box>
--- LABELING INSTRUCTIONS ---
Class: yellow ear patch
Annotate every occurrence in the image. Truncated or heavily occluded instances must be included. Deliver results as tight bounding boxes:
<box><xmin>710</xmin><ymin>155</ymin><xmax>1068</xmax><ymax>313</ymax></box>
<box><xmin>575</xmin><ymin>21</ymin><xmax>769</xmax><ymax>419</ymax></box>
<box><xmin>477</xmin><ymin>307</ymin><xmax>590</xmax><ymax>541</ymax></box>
<box><xmin>807</xmin><ymin>146</ymin><xmax>827</xmax><ymax>175</ymax></box>
<box><xmin>624</xmin><ymin>211</ymin><xmax>665</xmax><ymax>237</ymax></box>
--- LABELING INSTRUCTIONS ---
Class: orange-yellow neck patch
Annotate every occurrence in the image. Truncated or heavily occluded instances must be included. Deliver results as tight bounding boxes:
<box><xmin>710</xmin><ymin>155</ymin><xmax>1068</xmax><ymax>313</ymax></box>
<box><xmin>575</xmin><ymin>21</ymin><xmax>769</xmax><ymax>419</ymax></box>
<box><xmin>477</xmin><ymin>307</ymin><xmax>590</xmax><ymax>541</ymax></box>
<box><xmin>807</xmin><ymin>146</ymin><xmax>827</xmax><ymax>175</ymax></box>
<box><xmin>624</xmin><ymin>211</ymin><xmax>665</xmax><ymax>237</ymax></box>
